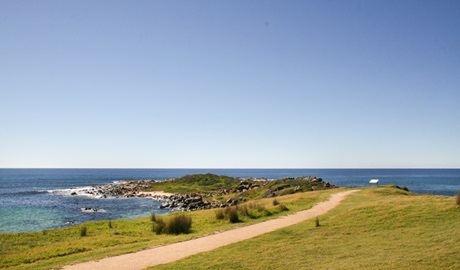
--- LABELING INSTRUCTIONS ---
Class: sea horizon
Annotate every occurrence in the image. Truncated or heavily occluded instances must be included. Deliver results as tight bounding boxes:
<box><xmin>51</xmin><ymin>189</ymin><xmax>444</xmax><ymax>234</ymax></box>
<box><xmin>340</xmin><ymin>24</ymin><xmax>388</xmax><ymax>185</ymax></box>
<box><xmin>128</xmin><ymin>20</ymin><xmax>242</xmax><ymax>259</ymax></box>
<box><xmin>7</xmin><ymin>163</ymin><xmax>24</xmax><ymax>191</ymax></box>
<box><xmin>2</xmin><ymin>167</ymin><xmax>460</xmax><ymax>169</ymax></box>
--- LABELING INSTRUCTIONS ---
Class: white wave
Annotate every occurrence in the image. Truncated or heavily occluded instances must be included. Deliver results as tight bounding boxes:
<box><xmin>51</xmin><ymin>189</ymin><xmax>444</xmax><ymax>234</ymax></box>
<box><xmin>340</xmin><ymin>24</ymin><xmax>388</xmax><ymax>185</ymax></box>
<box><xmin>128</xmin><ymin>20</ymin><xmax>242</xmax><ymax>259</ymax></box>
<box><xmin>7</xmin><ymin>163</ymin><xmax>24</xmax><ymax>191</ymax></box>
<box><xmin>112</xmin><ymin>180</ymin><xmax>126</xmax><ymax>184</ymax></box>
<box><xmin>80</xmin><ymin>207</ymin><xmax>106</xmax><ymax>213</ymax></box>
<box><xmin>47</xmin><ymin>186</ymin><xmax>106</xmax><ymax>198</ymax></box>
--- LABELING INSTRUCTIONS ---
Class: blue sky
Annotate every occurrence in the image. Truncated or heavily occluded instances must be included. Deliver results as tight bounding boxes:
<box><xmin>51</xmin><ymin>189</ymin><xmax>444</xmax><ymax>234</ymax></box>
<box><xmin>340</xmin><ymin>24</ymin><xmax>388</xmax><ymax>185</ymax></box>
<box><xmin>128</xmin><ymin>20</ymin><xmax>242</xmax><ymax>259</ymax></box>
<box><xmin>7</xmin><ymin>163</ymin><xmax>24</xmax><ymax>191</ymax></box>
<box><xmin>1</xmin><ymin>0</ymin><xmax>459</xmax><ymax>168</ymax></box>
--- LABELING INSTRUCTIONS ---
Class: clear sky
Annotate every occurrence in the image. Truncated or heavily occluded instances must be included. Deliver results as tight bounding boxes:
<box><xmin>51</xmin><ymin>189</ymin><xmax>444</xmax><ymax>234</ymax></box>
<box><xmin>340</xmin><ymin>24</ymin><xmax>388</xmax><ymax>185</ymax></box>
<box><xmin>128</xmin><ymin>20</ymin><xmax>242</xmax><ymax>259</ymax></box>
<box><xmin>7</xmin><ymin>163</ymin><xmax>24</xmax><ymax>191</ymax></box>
<box><xmin>1</xmin><ymin>0</ymin><xmax>459</xmax><ymax>168</ymax></box>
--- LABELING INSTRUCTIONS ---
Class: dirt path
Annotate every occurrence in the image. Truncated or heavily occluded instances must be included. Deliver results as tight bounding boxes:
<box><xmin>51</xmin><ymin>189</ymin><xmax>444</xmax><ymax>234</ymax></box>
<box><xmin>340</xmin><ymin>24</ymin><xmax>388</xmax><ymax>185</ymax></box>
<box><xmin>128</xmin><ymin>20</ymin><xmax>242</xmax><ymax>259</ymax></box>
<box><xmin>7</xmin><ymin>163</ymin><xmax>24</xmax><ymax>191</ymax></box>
<box><xmin>63</xmin><ymin>190</ymin><xmax>358</xmax><ymax>270</ymax></box>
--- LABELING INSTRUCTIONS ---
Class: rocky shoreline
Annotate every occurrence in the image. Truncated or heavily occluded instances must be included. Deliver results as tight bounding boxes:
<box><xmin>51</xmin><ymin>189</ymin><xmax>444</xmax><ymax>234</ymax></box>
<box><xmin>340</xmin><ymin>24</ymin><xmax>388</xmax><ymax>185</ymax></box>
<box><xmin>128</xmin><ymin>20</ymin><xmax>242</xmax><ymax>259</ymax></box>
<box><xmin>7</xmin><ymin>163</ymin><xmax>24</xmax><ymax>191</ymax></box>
<box><xmin>74</xmin><ymin>176</ymin><xmax>338</xmax><ymax>212</ymax></box>
<box><xmin>74</xmin><ymin>180</ymin><xmax>155</xmax><ymax>198</ymax></box>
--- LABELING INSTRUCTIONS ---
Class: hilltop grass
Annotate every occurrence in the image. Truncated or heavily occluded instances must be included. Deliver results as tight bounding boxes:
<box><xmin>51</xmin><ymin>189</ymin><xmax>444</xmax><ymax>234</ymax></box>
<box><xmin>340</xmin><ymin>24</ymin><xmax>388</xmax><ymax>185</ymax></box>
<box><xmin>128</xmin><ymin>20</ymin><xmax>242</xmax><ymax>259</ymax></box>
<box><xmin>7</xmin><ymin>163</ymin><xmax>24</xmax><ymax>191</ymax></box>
<box><xmin>145</xmin><ymin>174</ymin><xmax>334</xmax><ymax>201</ymax></box>
<box><xmin>146</xmin><ymin>174</ymin><xmax>241</xmax><ymax>194</ymax></box>
<box><xmin>148</xmin><ymin>187</ymin><xmax>460</xmax><ymax>270</ymax></box>
<box><xmin>0</xmin><ymin>188</ymin><xmax>333</xmax><ymax>270</ymax></box>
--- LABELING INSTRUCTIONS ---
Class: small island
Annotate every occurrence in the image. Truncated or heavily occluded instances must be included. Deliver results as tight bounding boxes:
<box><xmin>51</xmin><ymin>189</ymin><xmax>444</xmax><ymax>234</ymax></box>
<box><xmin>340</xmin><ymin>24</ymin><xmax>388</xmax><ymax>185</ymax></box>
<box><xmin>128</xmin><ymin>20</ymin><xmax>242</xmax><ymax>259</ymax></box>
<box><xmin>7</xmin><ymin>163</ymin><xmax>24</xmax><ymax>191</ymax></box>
<box><xmin>75</xmin><ymin>173</ymin><xmax>338</xmax><ymax>211</ymax></box>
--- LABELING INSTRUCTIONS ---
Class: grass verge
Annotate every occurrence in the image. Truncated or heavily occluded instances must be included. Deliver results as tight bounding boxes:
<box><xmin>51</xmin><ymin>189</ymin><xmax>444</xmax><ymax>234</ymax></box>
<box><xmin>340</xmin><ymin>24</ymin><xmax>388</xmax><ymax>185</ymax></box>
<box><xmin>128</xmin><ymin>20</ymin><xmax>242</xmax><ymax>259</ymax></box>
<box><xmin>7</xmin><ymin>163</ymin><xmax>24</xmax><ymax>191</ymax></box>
<box><xmin>148</xmin><ymin>187</ymin><xmax>459</xmax><ymax>270</ymax></box>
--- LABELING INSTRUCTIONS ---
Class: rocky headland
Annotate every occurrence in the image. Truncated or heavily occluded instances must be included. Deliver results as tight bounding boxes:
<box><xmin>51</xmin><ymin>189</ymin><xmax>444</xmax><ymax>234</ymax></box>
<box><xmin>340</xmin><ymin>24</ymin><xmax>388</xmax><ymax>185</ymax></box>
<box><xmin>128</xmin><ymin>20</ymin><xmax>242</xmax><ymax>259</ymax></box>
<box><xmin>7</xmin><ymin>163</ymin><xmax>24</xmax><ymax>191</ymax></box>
<box><xmin>75</xmin><ymin>175</ymin><xmax>338</xmax><ymax>211</ymax></box>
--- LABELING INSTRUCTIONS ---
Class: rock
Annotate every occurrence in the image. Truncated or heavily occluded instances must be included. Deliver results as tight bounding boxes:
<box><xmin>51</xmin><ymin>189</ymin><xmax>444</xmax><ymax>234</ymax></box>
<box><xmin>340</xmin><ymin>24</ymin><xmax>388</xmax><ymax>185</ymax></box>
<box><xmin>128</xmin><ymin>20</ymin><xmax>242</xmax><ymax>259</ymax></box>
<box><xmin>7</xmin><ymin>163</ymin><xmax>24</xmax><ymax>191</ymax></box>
<box><xmin>274</xmin><ymin>184</ymin><xmax>290</xmax><ymax>191</ymax></box>
<box><xmin>311</xmin><ymin>178</ymin><xmax>323</xmax><ymax>183</ymax></box>
<box><xmin>160</xmin><ymin>203</ymin><xmax>170</xmax><ymax>209</ymax></box>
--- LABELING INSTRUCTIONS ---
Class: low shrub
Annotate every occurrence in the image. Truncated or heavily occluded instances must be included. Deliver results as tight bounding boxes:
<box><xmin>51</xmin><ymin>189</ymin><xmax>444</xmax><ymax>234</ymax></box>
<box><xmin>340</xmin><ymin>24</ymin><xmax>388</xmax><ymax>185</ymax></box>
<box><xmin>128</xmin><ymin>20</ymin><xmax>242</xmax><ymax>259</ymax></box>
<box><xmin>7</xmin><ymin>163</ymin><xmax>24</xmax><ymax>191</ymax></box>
<box><xmin>153</xmin><ymin>217</ymin><xmax>166</xmax><ymax>235</ymax></box>
<box><xmin>272</xmin><ymin>199</ymin><xmax>279</xmax><ymax>206</ymax></box>
<box><xmin>456</xmin><ymin>191</ymin><xmax>460</xmax><ymax>207</ymax></box>
<box><xmin>238</xmin><ymin>202</ymin><xmax>273</xmax><ymax>219</ymax></box>
<box><xmin>239</xmin><ymin>204</ymin><xmax>251</xmax><ymax>218</ymax></box>
<box><xmin>166</xmin><ymin>214</ymin><xmax>192</xmax><ymax>235</ymax></box>
<box><xmin>273</xmin><ymin>204</ymin><xmax>289</xmax><ymax>213</ymax></box>
<box><xmin>215</xmin><ymin>208</ymin><xmax>225</xmax><ymax>220</ymax></box>
<box><xmin>151</xmin><ymin>211</ymin><xmax>156</xmax><ymax>222</ymax></box>
<box><xmin>280</xmin><ymin>187</ymin><xmax>296</xmax><ymax>196</ymax></box>
<box><xmin>226</xmin><ymin>206</ymin><xmax>240</xmax><ymax>223</ymax></box>
<box><xmin>108</xmin><ymin>220</ymin><xmax>112</xmax><ymax>229</ymax></box>
<box><xmin>80</xmin><ymin>226</ymin><xmax>87</xmax><ymax>237</ymax></box>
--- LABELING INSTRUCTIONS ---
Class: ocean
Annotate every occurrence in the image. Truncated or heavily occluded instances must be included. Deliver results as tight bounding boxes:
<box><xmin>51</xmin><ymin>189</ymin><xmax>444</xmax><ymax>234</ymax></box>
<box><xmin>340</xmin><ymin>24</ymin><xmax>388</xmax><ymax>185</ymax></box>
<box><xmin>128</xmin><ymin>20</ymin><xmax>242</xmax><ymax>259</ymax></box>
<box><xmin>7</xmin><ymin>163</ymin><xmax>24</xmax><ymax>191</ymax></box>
<box><xmin>0</xmin><ymin>168</ymin><xmax>459</xmax><ymax>233</ymax></box>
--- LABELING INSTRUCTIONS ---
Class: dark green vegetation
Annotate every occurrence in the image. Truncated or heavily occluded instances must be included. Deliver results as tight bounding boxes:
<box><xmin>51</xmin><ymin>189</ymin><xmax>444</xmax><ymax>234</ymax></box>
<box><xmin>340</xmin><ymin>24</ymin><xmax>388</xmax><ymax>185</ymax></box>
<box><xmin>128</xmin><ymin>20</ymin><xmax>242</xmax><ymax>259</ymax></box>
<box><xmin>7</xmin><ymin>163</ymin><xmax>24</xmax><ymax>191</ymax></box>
<box><xmin>153</xmin><ymin>214</ymin><xmax>192</xmax><ymax>235</ymax></box>
<box><xmin>215</xmin><ymin>202</ymin><xmax>288</xmax><ymax>224</ymax></box>
<box><xmin>456</xmin><ymin>191</ymin><xmax>460</xmax><ymax>206</ymax></box>
<box><xmin>79</xmin><ymin>226</ymin><xmax>87</xmax><ymax>237</ymax></box>
<box><xmin>147</xmin><ymin>174</ymin><xmax>240</xmax><ymax>194</ymax></box>
<box><xmin>147</xmin><ymin>173</ymin><xmax>335</xmax><ymax>201</ymax></box>
<box><xmin>149</xmin><ymin>187</ymin><xmax>460</xmax><ymax>270</ymax></box>
<box><xmin>222</xmin><ymin>206</ymin><xmax>239</xmax><ymax>223</ymax></box>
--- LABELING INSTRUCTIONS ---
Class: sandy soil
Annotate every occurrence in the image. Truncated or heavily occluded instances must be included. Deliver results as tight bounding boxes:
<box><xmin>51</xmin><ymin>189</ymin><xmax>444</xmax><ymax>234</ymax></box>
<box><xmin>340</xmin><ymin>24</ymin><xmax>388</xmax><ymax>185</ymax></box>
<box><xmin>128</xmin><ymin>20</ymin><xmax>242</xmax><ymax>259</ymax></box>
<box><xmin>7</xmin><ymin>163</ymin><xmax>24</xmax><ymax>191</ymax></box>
<box><xmin>63</xmin><ymin>190</ymin><xmax>358</xmax><ymax>270</ymax></box>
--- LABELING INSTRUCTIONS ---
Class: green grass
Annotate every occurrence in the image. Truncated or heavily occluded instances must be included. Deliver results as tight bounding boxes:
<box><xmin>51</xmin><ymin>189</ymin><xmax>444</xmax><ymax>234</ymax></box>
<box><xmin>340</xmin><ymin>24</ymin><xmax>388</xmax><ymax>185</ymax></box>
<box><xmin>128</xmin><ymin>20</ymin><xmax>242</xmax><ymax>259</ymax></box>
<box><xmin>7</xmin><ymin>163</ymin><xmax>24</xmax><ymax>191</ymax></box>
<box><xmin>148</xmin><ymin>187</ymin><xmax>460</xmax><ymax>270</ymax></box>
<box><xmin>147</xmin><ymin>174</ymin><xmax>241</xmax><ymax>194</ymax></box>
<box><xmin>145</xmin><ymin>174</ymin><xmax>335</xmax><ymax>201</ymax></box>
<box><xmin>0</xmin><ymin>188</ymin><xmax>332</xmax><ymax>270</ymax></box>
<box><xmin>3</xmin><ymin>186</ymin><xmax>457</xmax><ymax>270</ymax></box>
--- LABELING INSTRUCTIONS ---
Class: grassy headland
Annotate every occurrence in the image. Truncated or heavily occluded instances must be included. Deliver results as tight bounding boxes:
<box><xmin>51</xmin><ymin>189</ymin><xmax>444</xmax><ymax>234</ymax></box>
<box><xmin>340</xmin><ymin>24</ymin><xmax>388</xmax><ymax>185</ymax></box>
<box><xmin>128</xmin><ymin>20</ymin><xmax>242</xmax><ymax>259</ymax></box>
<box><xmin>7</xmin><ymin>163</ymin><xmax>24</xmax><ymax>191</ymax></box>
<box><xmin>1</xmin><ymin>174</ymin><xmax>458</xmax><ymax>270</ymax></box>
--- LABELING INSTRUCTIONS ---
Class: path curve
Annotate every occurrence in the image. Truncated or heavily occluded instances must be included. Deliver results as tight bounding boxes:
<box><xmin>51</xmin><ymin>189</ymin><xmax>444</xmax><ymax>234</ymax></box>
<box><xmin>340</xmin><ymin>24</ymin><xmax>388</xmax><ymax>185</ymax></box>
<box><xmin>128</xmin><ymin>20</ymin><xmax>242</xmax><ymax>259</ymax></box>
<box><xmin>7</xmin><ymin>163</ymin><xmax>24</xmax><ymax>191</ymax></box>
<box><xmin>63</xmin><ymin>190</ymin><xmax>358</xmax><ymax>270</ymax></box>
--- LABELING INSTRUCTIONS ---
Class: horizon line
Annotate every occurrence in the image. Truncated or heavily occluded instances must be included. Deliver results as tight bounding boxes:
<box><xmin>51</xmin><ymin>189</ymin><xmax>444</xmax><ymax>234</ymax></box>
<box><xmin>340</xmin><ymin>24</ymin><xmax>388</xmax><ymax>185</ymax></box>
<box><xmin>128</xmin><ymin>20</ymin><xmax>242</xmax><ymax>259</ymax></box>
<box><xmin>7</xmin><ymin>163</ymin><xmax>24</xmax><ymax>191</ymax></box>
<box><xmin>1</xmin><ymin>167</ymin><xmax>459</xmax><ymax>170</ymax></box>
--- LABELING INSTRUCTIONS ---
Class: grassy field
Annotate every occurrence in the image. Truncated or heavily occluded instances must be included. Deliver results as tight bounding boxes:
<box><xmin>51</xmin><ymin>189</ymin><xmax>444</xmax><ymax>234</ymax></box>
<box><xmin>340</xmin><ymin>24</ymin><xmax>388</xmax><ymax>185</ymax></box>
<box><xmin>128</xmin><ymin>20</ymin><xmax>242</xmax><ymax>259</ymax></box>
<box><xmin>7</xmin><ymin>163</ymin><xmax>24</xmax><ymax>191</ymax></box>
<box><xmin>0</xmin><ymin>188</ymin><xmax>333</xmax><ymax>270</ymax></box>
<box><xmin>149</xmin><ymin>187</ymin><xmax>459</xmax><ymax>270</ymax></box>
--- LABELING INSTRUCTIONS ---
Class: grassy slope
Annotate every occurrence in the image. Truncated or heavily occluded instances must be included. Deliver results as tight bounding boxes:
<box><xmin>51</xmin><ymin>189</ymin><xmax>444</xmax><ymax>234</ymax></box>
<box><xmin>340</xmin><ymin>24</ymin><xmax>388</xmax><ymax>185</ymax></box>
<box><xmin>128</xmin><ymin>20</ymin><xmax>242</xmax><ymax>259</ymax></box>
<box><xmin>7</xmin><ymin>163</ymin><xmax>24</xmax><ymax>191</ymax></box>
<box><xmin>149</xmin><ymin>187</ymin><xmax>460</xmax><ymax>270</ymax></box>
<box><xmin>0</xmin><ymin>188</ymin><xmax>333</xmax><ymax>270</ymax></box>
<box><xmin>146</xmin><ymin>174</ymin><xmax>334</xmax><ymax>200</ymax></box>
<box><xmin>146</xmin><ymin>174</ymin><xmax>240</xmax><ymax>194</ymax></box>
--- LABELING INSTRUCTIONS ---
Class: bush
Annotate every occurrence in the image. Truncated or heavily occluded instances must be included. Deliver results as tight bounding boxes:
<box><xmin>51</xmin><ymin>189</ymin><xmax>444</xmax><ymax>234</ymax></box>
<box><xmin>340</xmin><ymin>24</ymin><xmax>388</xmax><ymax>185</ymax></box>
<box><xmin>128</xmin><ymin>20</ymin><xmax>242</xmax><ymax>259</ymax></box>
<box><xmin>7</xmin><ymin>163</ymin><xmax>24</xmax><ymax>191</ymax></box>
<box><xmin>280</xmin><ymin>187</ymin><xmax>296</xmax><ymax>196</ymax></box>
<box><xmin>239</xmin><ymin>204</ymin><xmax>251</xmax><ymax>218</ymax></box>
<box><xmin>273</xmin><ymin>204</ymin><xmax>289</xmax><ymax>213</ymax></box>
<box><xmin>236</xmin><ymin>202</ymin><xmax>274</xmax><ymax>219</ymax></box>
<box><xmin>215</xmin><ymin>208</ymin><xmax>225</xmax><ymax>220</ymax></box>
<box><xmin>272</xmin><ymin>199</ymin><xmax>279</xmax><ymax>206</ymax></box>
<box><xmin>108</xmin><ymin>220</ymin><xmax>112</xmax><ymax>229</ymax></box>
<box><xmin>151</xmin><ymin>211</ymin><xmax>156</xmax><ymax>222</ymax></box>
<box><xmin>80</xmin><ymin>226</ymin><xmax>87</xmax><ymax>237</ymax></box>
<box><xmin>456</xmin><ymin>191</ymin><xmax>460</xmax><ymax>207</ymax></box>
<box><xmin>226</xmin><ymin>206</ymin><xmax>240</xmax><ymax>223</ymax></box>
<box><xmin>166</xmin><ymin>214</ymin><xmax>192</xmax><ymax>235</ymax></box>
<box><xmin>153</xmin><ymin>217</ymin><xmax>166</xmax><ymax>235</ymax></box>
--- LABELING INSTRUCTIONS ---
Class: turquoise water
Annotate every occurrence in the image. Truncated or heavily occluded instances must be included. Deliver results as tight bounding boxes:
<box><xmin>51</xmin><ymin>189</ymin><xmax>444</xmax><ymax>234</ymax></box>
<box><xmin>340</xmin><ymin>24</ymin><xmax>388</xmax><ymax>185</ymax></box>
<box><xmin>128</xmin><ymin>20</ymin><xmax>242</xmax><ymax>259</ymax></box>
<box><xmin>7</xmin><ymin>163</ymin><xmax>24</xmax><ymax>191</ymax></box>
<box><xmin>0</xmin><ymin>168</ymin><xmax>459</xmax><ymax>233</ymax></box>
